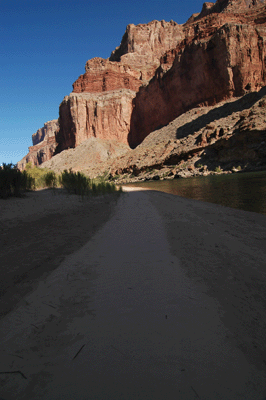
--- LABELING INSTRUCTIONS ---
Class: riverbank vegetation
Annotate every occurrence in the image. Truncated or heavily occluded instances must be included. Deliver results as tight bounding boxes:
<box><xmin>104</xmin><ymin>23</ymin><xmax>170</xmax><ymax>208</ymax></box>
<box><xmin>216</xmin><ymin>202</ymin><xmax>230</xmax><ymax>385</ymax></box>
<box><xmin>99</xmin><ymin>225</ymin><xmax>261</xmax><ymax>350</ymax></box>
<box><xmin>60</xmin><ymin>169</ymin><xmax>119</xmax><ymax>196</ymax></box>
<box><xmin>0</xmin><ymin>163</ymin><xmax>121</xmax><ymax>199</ymax></box>
<box><xmin>0</xmin><ymin>163</ymin><xmax>34</xmax><ymax>198</ymax></box>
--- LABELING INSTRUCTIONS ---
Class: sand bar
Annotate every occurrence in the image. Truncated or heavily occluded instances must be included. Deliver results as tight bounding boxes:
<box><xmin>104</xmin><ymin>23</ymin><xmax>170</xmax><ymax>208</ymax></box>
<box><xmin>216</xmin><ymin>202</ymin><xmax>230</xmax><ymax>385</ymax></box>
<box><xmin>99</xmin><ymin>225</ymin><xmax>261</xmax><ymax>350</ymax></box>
<box><xmin>0</xmin><ymin>188</ymin><xmax>266</xmax><ymax>399</ymax></box>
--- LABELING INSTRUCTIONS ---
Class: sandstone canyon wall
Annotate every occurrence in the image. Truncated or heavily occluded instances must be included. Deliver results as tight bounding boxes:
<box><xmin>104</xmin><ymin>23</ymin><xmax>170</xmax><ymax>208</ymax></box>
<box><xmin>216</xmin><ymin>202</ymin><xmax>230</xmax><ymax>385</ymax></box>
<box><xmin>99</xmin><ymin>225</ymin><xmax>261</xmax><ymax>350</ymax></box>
<box><xmin>53</xmin><ymin>0</ymin><xmax>266</xmax><ymax>153</ymax></box>
<box><xmin>128</xmin><ymin>22</ymin><xmax>266</xmax><ymax>146</ymax></box>
<box><xmin>17</xmin><ymin>120</ymin><xmax>59</xmax><ymax>169</ymax></box>
<box><xmin>55</xmin><ymin>19</ymin><xmax>185</xmax><ymax>154</ymax></box>
<box><xmin>18</xmin><ymin>0</ymin><xmax>266</xmax><ymax>172</ymax></box>
<box><xmin>32</xmin><ymin>120</ymin><xmax>59</xmax><ymax>146</ymax></box>
<box><xmin>55</xmin><ymin>90</ymin><xmax>136</xmax><ymax>153</ymax></box>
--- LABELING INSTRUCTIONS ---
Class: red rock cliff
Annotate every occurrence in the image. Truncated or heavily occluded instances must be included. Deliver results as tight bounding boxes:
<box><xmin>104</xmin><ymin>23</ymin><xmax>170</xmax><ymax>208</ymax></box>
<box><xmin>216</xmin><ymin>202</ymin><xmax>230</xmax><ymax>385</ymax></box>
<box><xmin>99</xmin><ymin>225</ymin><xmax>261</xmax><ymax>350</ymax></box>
<box><xmin>32</xmin><ymin>120</ymin><xmax>59</xmax><ymax>146</ymax></box>
<box><xmin>72</xmin><ymin>58</ymin><xmax>143</xmax><ymax>93</ymax></box>
<box><xmin>17</xmin><ymin>120</ymin><xmax>59</xmax><ymax>169</ymax></box>
<box><xmin>55</xmin><ymin>90</ymin><xmax>136</xmax><ymax>153</ymax></box>
<box><xmin>18</xmin><ymin>0</ymin><xmax>266</xmax><ymax>168</ymax></box>
<box><xmin>128</xmin><ymin>1</ymin><xmax>266</xmax><ymax>146</ymax></box>
<box><xmin>56</xmin><ymin>20</ymin><xmax>185</xmax><ymax>153</ymax></box>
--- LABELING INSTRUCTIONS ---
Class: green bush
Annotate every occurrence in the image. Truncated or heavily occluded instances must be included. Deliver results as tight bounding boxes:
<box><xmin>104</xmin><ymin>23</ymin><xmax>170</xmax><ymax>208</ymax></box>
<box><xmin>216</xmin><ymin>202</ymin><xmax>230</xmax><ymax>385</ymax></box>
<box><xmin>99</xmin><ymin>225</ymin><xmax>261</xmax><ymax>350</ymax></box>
<box><xmin>0</xmin><ymin>163</ymin><xmax>35</xmax><ymax>198</ymax></box>
<box><xmin>44</xmin><ymin>171</ymin><xmax>57</xmax><ymax>188</ymax></box>
<box><xmin>215</xmin><ymin>166</ymin><xmax>222</xmax><ymax>173</ymax></box>
<box><xmin>60</xmin><ymin>169</ymin><xmax>119</xmax><ymax>196</ymax></box>
<box><xmin>25</xmin><ymin>165</ymin><xmax>60</xmax><ymax>189</ymax></box>
<box><xmin>0</xmin><ymin>163</ymin><xmax>121</xmax><ymax>200</ymax></box>
<box><xmin>60</xmin><ymin>170</ymin><xmax>90</xmax><ymax>195</ymax></box>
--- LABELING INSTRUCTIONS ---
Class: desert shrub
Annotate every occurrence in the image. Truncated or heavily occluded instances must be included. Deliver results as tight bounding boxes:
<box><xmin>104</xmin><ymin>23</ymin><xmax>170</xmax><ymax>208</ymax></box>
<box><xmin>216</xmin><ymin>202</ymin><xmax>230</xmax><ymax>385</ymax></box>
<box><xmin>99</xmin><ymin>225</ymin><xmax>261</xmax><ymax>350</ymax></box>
<box><xmin>60</xmin><ymin>169</ymin><xmax>119</xmax><ymax>196</ymax></box>
<box><xmin>21</xmin><ymin>170</ymin><xmax>35</xmax><ymax>191</ymax></box>
<box><xmin>25</xmin><ymin>166</ymin><xmax>60</xmax><ymax>189</ymax></box>
<box><xmin>109</xmin><ymin>174</ymin><xmax>121</xmax><ymax>181</ymax></box>
<box><xmin>0</xmin><ymin>163</ymin><xmax>120</xmax><ymax>199</ymax></box>
<box><xmin>0</xmin><ymin>163</ymin><xmax>34</xmax><ymax>198</ymax></box>
<box><xmin>95</xmin><ymin>171</ymin><xmax>110</xmax><ymax>182</ymax></box>
<box><xmin>215</xmin><ymin>166</ymin><xmax>222</xmax><ymax>173</ymax></box>
<box><xmin>25</xmin><ymin>166</ymin><xmax>46</xmax><ymax>188</ymax></box>
<box><xmin>25</xmin><ymin>161</ymin><xmax>33</xmax><ymax>170</ymax></box>
<box><xmin>60</xmin><ymin>170</ymin><xmax>91</xmax><ymax>195</ymax></box>
<box><xmin>44</xmin><ymin>171</ymin><xmax>58</xmax><ymax>188</ymax></box>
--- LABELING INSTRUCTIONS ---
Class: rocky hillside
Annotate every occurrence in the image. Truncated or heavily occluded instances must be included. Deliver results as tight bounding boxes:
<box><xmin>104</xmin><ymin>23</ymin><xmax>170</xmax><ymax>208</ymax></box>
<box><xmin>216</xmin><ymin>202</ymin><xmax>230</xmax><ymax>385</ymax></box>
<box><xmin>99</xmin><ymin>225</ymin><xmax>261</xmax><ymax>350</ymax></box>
<box><xmin>18</xmin><ymin>0</ymin><xmax>266</xmax><ymax>180</ymax></box>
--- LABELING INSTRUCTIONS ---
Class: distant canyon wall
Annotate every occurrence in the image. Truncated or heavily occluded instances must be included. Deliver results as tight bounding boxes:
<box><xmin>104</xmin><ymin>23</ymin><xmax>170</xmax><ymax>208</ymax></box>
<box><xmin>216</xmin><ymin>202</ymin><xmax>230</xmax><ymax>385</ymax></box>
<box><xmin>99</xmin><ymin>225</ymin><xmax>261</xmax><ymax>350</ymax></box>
<box><xmin>17</xmin><ymin>120</ymin><xmax>58</xmax><ymax>169</ymax></box>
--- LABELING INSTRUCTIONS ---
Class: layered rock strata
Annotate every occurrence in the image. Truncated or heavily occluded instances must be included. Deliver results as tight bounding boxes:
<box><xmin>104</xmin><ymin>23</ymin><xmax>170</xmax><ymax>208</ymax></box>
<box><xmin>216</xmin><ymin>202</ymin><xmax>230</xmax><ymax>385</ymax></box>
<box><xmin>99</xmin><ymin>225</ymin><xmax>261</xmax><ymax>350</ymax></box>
<box><xmin>17</xmin><ymin>120</ymin><xmax>59</xmax><ymax>169</ymax></box>
<box><xmin>128</xmin><ymin>21</ymin><xmax>266</xmax><ymax>146</ymax></box>
<box><xmin>18</xmin><ymin>0</ymin><xmax>266</xmax><ymax>175</ymax></box>
<box><xmin>57</xmin><ymin>20</ymin><xmax>185</xmax><ymax>153</ymax></box>
<box><xmin>32</xmin><ymin>120</ymin><xmax>59</xmax><ymax>146</ymax></box>
<box><xmin>62</xmin><ymin>0</ymin><xmax>266</xmax><ymax>151</ymax></box>
<box><xmin>55</xmin><ymin>90</ymin><xmax>136</xmax><ymax>153</ymax></box>
<box><xmin>72</xmin><ymin>58</ymin><xmax>143</xmax><ymax>93</ymax></box>
<box><xmin>109</xmin><ymin>19</ymin><xmax>184</xmax><ymax>77</ymax></box>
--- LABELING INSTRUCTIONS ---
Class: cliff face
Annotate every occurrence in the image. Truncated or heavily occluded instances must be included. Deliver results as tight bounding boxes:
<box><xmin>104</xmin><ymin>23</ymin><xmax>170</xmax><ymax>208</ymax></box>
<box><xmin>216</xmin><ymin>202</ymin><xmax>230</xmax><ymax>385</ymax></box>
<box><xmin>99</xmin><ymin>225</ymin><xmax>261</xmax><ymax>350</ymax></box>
<box><xmin>55</xmin><ymin>90</ymin><xmax>135</xmax><ymax>153</ymax></box>
<box><xmin>31</xmin><ymin>120</ymin><xmax>59</xmax><ymax>146</ymax></box>
<box><xmin>72</xmin><ymin>21</ymin><xmax>184</xmax><ymax>94</ymax></box>
<box><xmin>18</xmin><ymin>0</ymin><xmax>266</xmax><ymax>173</ymax></box>
<box><xmin>40</xmin><ymin>88</ymin><xmax>266</xmax><ymax>181</ymax></box>
<box><xmin>128</xmin><ymin>22</ymin><xmax>266</xmax><ymax>146</ymax></box>
<box><xmin>17</xmin><ymin>120</ymin><xmax>59</xmax><ymax>169</ymax></box>
<box><xmin>60</xmin><ymin>0</ymin><xmax>266</xmax><ymax>153</ymax></box>
<box><xmin>56</xmin><ymin>20</ymin><xmax>185</xmax><ymax>154</ymax></box>
<box><xmin>72</xmin><ymin>58</ymin><xmax>143</xmax><ymax>93</ymax></box>
<box><xmin>110</xmin><ymin>20</ymin><xmax>184</xmax><ymax>77</ymax></box>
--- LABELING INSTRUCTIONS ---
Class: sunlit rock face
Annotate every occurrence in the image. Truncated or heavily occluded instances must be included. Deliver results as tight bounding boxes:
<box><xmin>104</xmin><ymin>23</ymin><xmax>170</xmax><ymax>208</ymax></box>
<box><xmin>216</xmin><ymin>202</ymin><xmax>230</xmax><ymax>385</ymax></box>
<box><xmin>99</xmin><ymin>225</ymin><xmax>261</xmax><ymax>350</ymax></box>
<box><xmin>18</xmin><ymin>0</ymin><xmax>266</xmax><ymax>170</ymax></box>
<box><xmin>55</xmin><ymin>19</ymin><xmax>185</xmax><ymax>152</ymax></box>
<box><xmin>56</xmin><ymin>90</ymin><xmax>136</xmax><ymax>153</ymax></box>
<box><xmin>17</xmin><ymin>120</ymin><xmax>59</xmax><ymax>169</ymax></box>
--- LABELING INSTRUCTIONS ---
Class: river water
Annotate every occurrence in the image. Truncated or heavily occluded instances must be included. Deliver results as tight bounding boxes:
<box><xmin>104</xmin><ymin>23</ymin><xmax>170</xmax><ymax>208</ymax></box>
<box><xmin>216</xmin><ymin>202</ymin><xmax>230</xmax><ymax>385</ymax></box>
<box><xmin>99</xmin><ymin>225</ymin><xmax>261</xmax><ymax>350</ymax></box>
<box><xmin>126</xmin><ymin>170</ymin><xmax>266</xmax><ymax>215</ymax></box>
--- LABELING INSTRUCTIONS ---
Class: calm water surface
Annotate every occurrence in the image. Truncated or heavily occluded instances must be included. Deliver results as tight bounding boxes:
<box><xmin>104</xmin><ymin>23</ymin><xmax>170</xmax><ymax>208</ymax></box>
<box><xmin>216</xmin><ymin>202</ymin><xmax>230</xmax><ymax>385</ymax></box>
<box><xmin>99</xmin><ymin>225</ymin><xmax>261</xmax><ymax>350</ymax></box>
<box><xmin>126</xmin><ymin>171</ymin><xmax>266</xmax><ymax>215</ymax></box>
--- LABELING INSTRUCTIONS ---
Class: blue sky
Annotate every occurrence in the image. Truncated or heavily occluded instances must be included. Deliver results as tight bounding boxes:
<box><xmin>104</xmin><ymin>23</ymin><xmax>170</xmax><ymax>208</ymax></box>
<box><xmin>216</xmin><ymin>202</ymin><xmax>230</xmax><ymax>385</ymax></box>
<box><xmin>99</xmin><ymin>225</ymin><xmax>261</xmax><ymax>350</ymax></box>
<box><xmin>0</xmin><ymin>0</ymin><xmax>204</xmax><ymax>165</ymax></box>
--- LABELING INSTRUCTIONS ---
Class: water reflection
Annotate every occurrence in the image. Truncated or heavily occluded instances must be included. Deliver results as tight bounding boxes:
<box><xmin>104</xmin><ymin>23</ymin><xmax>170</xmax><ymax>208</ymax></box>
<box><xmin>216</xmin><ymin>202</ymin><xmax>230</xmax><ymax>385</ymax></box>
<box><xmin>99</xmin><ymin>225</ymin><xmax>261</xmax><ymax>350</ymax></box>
<box><xmin>126</xmin><ymin>171</ymin><xmax>266</xmax><ymax>215</ymax></box>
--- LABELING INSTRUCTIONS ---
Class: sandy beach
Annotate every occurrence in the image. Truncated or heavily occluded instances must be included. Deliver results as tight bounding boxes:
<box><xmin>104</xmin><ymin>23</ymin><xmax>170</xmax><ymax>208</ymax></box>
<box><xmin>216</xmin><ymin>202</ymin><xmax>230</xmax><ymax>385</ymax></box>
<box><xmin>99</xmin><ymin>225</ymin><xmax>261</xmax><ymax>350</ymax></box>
<box><xmin>0</xmin><ymin>188</ymin><xmax>266</xmax><ymax>399</ymax></box>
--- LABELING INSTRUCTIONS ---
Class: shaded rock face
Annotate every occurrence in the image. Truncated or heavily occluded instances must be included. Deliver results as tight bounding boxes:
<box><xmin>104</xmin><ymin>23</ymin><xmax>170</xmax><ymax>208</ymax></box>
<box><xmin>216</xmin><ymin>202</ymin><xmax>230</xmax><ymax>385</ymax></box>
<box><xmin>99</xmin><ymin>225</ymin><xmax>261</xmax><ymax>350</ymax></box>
<box><xmin>107</xmin><ymin>88</ymin><xmax>266</xmax><ymax>181</ymax></box>
<box><xmin>128</xmin><ymin>21</ymin><xmax>266</xmax><ymax>147</ymax></box>
<box><xmin>17</xmin><ymin>120</ymin><xmax>59</xmax><ymax>170</ymax></box>
<box><xmin>38</xmin><ymin>88</ymin><xmax>266</xmax><ymax>182</ymax></box>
